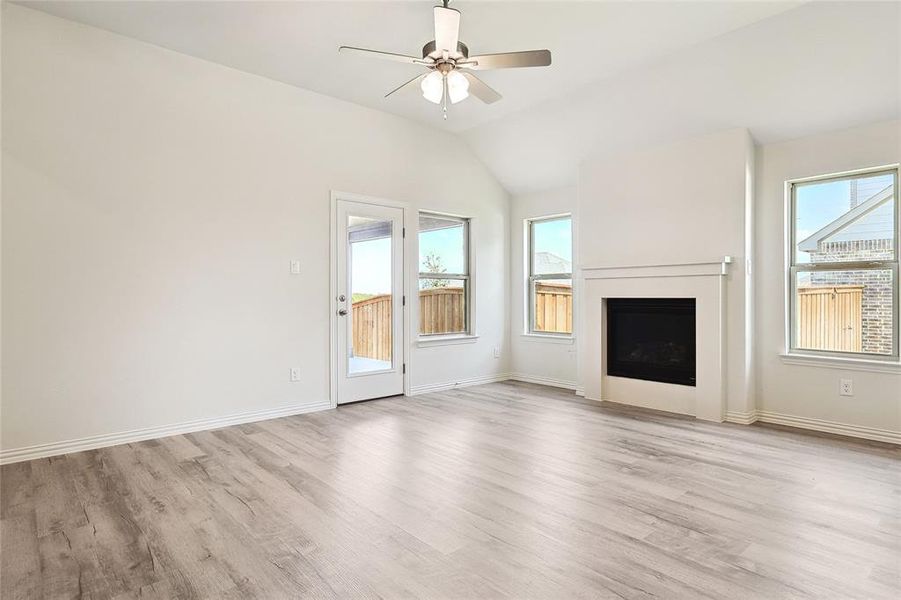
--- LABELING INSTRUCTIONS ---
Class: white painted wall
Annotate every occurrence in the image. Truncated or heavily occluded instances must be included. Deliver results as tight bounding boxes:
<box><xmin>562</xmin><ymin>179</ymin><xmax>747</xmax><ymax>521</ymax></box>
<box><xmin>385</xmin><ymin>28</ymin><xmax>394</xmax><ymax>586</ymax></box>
<box><xmin>464</xmin><ymin>1</ymin><xmax>899</xmax><ymax>194</ymax></box>
<box><xmin>508</xmin><ymin>187</ymin><xmax>578</xmax><ymax>388</ymax></box>
<box><xmin>577</xmin><ymin>128</ymin><xmax>755</xmax><ymax>417</ymax></box>
<box><xmin>756</xmin><ymin>120</ymin><xmax>901</xmax><ymax>436</ymax></box>
<box><xmin>1</xmin><ymin>5</ymin><xmax>509</xmax><ymax>455</ymax></box>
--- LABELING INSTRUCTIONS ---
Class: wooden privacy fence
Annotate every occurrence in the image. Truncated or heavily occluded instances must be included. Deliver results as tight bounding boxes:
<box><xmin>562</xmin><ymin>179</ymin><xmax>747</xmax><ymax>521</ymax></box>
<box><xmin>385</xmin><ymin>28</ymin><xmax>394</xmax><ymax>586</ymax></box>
<box><xmin>352</xmin><ymin>295</ymin><xmax>393</xmax><ymax>361</ymax></box>
<box><xmin>418</xmin><ymin>287</ymin><xmax>466</xmax><ymax>335</ymax></box>
<box><xmin>534</xmin><ymin>282</ymin><xmax>573</xmax><ymax>334</ymax></box>
<box><xmin>350</xmin><ymin>288</ymin><xmax>466</xmax><ymax>360</ymax></box>
<box><xmin>352</xmin><ymin>285</ymin><xmax>575</xmax><ymax>360</ymax></box>
<box><xmin>797</xmin><ymin>285</ymin><xmax>863</xmax><ymax>352</ymax></box>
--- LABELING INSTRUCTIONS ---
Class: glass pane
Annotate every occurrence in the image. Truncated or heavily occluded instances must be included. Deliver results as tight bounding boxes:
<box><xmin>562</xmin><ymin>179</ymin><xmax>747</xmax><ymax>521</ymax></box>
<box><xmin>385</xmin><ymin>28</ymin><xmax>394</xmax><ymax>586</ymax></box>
<box><xmin>532</xmin><ymin>217</ymin><xmax>572</xmax><ymax>275</ymax></box>
<box><xmin>532</xmin><ymin>278</ymin><xmax>573</xmax><ymax>334</ymax></box>
<box><xmin>349</xmin><ymin>216</ymin><xmax>392</xmax><ymax>373</ymax></box>
<box><xmin>419</xmin><ymin>214</ymin><xmax>466</xmax><ymax>275</ymax></box>
<box><xmin>795</xmin><ymin>269</ymin><xmax>893</xmax><ymax>355</ymax></box>
<box><xmin>795</xmin><ymin>172</ymin><xmax>895</xmax><ymax>265</ymax></box>
<box><xmin>419</xmin><ymin>278</ymin><xmax>466</xmax><ymax>335</ymax></box>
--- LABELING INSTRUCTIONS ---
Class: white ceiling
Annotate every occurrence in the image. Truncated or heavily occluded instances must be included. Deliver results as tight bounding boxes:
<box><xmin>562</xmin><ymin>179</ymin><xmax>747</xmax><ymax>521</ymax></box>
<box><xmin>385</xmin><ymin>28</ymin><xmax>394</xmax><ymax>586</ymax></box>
<box><xmin>20</xmin><ymin>0</ymin><xmax>799</xmax><ymax>133</ymax></box>
<box><xmin>18</xmin><ymin>1</ymin><xmax>901</xmax><ymax>194</ymax></box>
<box><xmin>462</xmin><ymin>1</ymin><xmax>901</xmax><ymax>193</ymax></box>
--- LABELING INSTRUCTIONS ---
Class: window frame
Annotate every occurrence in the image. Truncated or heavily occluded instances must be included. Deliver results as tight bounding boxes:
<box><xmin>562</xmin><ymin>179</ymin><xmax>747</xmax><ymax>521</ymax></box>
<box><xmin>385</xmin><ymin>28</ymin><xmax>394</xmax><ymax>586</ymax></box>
<box><xmin>526</xmin><ymin>213</ymin><xmax>573</xmax><ymax>337</ymax></box>
<box><xmin>417</xmin><ymin>211</ymin><xmax>472</xmax><ymax>338</ymax></box>
<box><xmin>787</xmin><ymin>165</ymin><xmax>900</xmax><ymax>361</ymax></box>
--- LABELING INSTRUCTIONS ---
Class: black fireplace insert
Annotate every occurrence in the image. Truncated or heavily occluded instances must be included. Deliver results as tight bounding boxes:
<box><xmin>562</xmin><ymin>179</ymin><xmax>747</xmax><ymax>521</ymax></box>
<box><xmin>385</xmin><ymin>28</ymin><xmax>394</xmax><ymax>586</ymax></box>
<box><xmin>606</xmin><ymin>298</ymin><xmax>696</xmax><ymax>386</ymax></box>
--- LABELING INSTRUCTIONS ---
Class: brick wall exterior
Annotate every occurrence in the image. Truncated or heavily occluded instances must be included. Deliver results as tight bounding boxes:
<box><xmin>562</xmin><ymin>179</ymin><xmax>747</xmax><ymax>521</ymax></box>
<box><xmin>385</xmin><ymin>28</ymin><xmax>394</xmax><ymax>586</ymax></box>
<box><xmin>808</xmin><ymin>239</ymin><xmax>893</xmax><ymax>354</ymax></box>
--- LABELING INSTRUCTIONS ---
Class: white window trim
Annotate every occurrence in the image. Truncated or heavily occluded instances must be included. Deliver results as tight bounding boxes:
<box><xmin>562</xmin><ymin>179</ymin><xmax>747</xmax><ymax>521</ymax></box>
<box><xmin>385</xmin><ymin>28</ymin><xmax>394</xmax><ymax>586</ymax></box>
<box><xmin>779</xmin><ymin>352</ymin><xmax>901</xmax><ymax>374</ymax></box>
<box><xmin>417</xmin><ymin>334</ymin><xmax>480</xmax><ymax>348</ymax></box>
<box><xmin>417</xmin><ymin>211</ymin><xmax>475</xmax><ymax>342</ymax></box>
<box><xmin>525</xmin><ymin>213</ymin><xmax>574</xmax><ymax>338</ymax></box>
<box><xmin>519</xmin><ymin>333</ymin><xmax>575</xmax><ymax>345</ymax></box>
<box><xmin>785</xmin><ymin>164</ymin><xmax>900</xmax><ymax>364</ymax></box>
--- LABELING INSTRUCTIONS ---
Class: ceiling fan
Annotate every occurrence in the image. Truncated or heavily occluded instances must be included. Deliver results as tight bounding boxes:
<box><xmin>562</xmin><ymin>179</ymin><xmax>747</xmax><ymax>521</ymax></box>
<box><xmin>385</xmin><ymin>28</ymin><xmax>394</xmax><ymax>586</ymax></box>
<box><xmin>338</xmin><ymin>1</ymin><xmax>551</xmax><ymax>118</ymax></box>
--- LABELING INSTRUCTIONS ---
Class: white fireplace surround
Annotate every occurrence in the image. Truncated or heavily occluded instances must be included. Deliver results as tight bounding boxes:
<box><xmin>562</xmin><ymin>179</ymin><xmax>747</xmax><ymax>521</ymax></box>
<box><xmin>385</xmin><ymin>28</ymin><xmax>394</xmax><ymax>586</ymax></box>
<box><xmin>580</xmin><ymin>257</ymin><xmax>733</xmax><ymax>422</ymax></box>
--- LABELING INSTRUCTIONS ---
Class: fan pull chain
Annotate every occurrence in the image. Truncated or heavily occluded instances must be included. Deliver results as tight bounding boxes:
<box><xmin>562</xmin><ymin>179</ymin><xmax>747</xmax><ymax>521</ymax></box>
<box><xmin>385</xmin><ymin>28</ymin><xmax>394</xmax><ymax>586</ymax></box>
<box><xmin>443</xmin><ymin>74</ymin><xmax>448</xmax><ymax>119</ymax></box>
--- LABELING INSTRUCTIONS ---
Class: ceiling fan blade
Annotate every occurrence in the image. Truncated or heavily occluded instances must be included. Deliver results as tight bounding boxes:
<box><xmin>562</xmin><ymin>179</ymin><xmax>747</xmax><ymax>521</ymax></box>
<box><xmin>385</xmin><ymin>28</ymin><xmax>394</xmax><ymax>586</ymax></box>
<box><xmin>339</xmin><ymin>46</ymin><xmax>431</xmax><ymax>65</ymax></box>
<box><xmin>462</xmin><ymin>50</ymin><xmax>552</xmax><ymax>70</ymax></box>
<box><xmin>461</xmin><ymin>72</ymin><xmax>502</xmax><ymax>104</ymax></box>
<box><xmin>434</xmin><ymin>6</ymin><xmax>461</xmax><ymax>52</ymax></box>
<box><xmin>385</xmin><ymin>73</ymin><xmax>427</xmax><ymax>98</ymax></box>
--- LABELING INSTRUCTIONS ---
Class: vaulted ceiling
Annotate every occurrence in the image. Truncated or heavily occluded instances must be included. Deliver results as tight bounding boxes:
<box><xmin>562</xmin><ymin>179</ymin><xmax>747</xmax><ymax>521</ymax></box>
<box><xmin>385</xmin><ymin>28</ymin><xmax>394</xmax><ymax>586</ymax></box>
<box><xmin>20</xmin><ymin>1</ymin><xmax>901</xmax><ymax>194</ymax></box>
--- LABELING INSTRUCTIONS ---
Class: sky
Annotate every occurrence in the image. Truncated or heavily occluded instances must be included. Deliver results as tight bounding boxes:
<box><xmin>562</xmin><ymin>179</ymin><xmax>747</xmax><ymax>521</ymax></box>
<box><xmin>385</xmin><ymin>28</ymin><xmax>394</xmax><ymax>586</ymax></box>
<box><xmin>794</xmin><ymin>173</ymin><xmax>893</xmax><ymax>264</ymax></box>
<box><xmin>351</xmin><ymin>221</ymin><xmax>470</xmax><ymax>296</ymax></box>
<box><xmin>348</xmin><ymin>216</ymin><xmax>569</xmax><ymax>295</ymax></box>
<box><xmin>531</xmin><ymin>217</ymin><xmax>572</xmax><ymax>264</ymax></box>
<box><xmin>352</xmin><ymin>237</ymin><xmax>392</xmax><ymax>295</ymax></box>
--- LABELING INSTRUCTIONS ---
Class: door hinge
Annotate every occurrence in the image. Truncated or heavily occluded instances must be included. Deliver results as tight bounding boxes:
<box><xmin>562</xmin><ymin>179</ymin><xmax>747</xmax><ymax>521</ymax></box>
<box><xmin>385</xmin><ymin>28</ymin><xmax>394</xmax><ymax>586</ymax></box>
<box><xmin>402</xmin><ymin>227</ymin><xmax>406</xmax><ymax>238</ymax></box>
<box><xmin>403</xmin><ymin>295</ymin><xmax>406</xmax><ymax>306</ymax></box>
<box><xmin>402</xmin><ymin>363</ymin><xmax>406</xmax><ymax>374</ymax></box>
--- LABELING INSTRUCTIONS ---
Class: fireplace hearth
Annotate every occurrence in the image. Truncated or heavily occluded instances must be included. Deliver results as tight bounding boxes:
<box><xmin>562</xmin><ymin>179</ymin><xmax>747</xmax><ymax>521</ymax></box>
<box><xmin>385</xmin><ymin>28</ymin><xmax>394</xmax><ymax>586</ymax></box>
<box><xmin>606</xmin><ymin>298</ymin><xmax>696</xmax><ymax>386</ymax></box>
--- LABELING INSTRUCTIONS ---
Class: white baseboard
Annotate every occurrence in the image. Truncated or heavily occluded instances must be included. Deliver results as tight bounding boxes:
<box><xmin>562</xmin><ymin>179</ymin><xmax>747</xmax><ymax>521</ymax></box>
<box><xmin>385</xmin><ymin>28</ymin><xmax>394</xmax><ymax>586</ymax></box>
<box><xmin>509</xmin><ymin>373</ymin><xmax>578</xmax><ymax>391</ymax></box>
<box><xmin>7</xmin><ymin>383</ymin><xmax>896</xmax><ymax>465</ymax></box>
<box><xmin>409</xmin><ymin>373</ymin><xmax>512</xmax><ymax>395</ymax></box>
<box><xmin>725</xmin><ymin>410</ymin><xmax>759</xmax><ymax>425</ymax></box>
<box><xmin>0</xmin><ymin>400</ymin><xmax>332</xmax><ymax>465</ymax></box>
<box><xmin>575</xmin><ymin>387</ymin><xmax>586</xmax><ymax>397</ymax></box>
<box><xmin>755</xmin><ymin>410</ymin><xmax>901</xmax><ymax>445</ymax></box>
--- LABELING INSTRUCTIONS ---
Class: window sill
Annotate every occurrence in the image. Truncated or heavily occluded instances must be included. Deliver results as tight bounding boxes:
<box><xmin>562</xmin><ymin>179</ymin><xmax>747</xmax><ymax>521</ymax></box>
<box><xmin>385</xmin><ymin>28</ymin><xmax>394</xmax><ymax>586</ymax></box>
<box><xmin>779</xmin><ymin>353</ymin><xmax>901</xmax><ymax>374</ymax></box>
<box><xmin>417</xmin><ymin>334</ymin><xmax>479</xmax><ymax>348</ymax></box>
<box><xmin>520</xmin><ymin>333</ymin><xmax>575</xmax><ymax>345</ymax></box>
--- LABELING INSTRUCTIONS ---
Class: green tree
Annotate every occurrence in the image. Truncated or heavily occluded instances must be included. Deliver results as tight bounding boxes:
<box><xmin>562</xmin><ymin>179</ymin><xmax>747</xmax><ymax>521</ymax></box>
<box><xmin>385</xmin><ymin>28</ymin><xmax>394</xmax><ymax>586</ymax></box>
<box><xmin>421</xmin><ymin>252</ymin><xmax>448</xmax><ymax>288</ymax></box>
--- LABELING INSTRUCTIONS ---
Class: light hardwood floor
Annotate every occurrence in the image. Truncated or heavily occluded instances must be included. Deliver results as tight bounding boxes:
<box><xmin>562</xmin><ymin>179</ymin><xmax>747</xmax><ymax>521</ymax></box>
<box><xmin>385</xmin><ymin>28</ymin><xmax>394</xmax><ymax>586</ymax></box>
<box><xmin>2</xmin><ymin>381</ymin><xmax>899</xmax><ymax>599</ymax></box>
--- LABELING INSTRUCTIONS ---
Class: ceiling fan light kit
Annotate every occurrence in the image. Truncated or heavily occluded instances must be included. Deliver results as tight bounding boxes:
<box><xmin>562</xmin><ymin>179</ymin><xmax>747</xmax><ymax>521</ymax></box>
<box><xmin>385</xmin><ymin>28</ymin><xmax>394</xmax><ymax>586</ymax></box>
<box><xmin>339</xmin><ymin>1</ymin><xmax>551</xmax><ymax>119</ymax></box>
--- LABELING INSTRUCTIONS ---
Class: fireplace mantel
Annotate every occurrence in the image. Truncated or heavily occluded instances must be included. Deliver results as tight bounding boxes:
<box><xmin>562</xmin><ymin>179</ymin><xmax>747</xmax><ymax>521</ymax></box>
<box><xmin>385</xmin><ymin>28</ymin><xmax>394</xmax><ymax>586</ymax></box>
<box><xmin>579</xmin><ymin>258</ymin><xmax>732</xmax><ymax>422</ymax></box>
<box><xmin>582</xmin><ymin>257</ymin><xmax>732</xmax><ymax>280</ymax></box>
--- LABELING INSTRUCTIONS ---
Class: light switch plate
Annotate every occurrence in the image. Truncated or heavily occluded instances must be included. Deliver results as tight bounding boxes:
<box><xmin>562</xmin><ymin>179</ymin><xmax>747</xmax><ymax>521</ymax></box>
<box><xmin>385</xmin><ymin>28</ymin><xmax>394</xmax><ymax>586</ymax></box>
<box><xmin>290</xmin><ymin>260</ymin><xmax>301</xmax><ymax>274</ymax></box>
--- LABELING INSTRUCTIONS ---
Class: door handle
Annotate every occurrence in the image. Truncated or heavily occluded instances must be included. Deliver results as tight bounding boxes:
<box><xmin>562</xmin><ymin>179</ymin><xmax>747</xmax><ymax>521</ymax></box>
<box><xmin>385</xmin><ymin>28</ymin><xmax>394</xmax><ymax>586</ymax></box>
<box><xmin>338</xmin><ymin>309</ymin><xmax>348</xmax><ymax>316</ymax></box>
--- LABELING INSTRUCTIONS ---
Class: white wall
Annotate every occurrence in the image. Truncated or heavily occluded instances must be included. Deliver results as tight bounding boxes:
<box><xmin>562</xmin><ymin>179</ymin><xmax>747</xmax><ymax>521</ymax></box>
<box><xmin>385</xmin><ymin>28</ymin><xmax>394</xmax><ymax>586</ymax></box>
<box><xmin>577</xmin><ymin>128</ymin><xmax>755</xmax><ymax>417</ymax></box>
<box><xmin>508</xmin><ymin>187</ymin><xmax>578</xmax><ymax>388</ymax></box>
<box><xmin>1</xmin><ymin>5</ymin><xmax>509</xmax><ymax>456</ymax></box>
<box><xmin>756</xmin><ymin>120</ymin><xmax>901</xmax><ymax>437</ymax></box>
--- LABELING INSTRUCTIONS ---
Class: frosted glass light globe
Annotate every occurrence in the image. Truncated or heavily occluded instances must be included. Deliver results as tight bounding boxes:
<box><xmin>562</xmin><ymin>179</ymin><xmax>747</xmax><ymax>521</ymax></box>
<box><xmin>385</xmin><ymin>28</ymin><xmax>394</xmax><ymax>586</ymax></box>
<box><xmin>446</xmin><ymin>71</ymin><xmax>470</xmax><ymax>104</ymax></box>
<box><xmin>420</xmin><ymin>71</ymin><xmax>444</xmax><ymax>104</ymax></box>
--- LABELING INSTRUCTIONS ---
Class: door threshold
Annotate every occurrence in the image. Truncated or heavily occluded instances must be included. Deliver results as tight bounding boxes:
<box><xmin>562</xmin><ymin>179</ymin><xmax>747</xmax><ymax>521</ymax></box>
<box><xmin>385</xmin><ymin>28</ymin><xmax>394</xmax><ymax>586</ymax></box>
<box><xmin>338</xmin><ymin>394</ymin><xmax>405</xmax><ymax>407</ymax></box>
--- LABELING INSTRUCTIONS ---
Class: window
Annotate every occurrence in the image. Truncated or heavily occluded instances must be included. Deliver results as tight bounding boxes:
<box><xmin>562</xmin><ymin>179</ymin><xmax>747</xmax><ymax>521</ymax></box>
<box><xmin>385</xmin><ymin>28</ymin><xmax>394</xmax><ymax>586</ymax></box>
<box><xmin>418</xmin><ymin>213</ymin><xmax>470</xmax><ymax>336</ymax></box>
<box><xmin>527</xmin><ymin>215</ymin><xmax>573</xmax><ymax>335</ymax></box>
<box><xmin>789</xmin><ymin>167</ymin><xmax>898</xmax><ymax>359</ymax></box>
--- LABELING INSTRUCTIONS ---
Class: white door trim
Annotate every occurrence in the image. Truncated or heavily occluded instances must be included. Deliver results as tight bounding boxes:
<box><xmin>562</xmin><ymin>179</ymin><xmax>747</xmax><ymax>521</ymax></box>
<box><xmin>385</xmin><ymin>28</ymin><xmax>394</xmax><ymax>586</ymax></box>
<box><xmin>329</xmin><ymin>191</ymin><xmax>413</xmax><ymax>408</ymax></box>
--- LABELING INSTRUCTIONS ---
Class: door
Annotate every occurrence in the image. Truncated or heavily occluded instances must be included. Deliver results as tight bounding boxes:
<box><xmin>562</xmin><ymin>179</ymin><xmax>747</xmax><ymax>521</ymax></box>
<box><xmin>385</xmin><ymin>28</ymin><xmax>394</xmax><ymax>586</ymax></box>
<box><xmin>335</xmin><ymin>199</ymin><xmax>404</xmax><ymax>404</ymax></box>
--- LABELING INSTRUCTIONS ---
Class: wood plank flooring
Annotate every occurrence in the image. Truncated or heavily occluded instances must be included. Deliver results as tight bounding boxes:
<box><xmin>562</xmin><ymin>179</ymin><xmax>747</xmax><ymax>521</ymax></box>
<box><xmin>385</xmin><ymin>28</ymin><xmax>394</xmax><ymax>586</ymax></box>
<box><xmin>2</xmin><ymin>381</ymin><xmax>899</xmax><ymax>599</ymax></box>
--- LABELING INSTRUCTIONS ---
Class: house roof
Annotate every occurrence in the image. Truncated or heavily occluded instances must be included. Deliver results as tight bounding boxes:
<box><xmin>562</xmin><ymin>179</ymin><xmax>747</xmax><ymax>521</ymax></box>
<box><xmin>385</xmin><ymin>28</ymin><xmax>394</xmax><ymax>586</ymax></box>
<box><xmin>798</xmin><ymin>184</ymin><xmax>895</xmax><ymax>252</ymax></box>
<box><xmin>534</xmin><ymin>252</ymin><xmax>572</xmax><ymax>274</ymax></box>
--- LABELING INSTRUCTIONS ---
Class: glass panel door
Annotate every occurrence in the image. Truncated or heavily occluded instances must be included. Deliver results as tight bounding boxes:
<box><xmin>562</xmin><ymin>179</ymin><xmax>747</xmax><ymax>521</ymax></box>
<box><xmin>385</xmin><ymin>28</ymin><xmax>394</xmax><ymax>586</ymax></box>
<box><xmin>335</xmin><ymin>199</ymin><xmax>404</xmax><ymax>405</ymax></box>
<box><xmin>348</xmin><ymin>215</ymin><xmax>394</xmax><ymax>374</ymax></box>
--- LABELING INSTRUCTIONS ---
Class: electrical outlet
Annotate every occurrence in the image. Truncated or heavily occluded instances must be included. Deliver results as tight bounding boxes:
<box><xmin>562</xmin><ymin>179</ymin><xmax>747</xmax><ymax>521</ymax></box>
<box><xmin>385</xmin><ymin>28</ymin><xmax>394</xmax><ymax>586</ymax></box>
<box><xmin>290</xmin><ymin>367</ymin><xmax>301</xmax><ymax>382</ymax></box>
<box><xmin>493</xmin><ymin>346</ymin><xmax>500</xmax><ymax>359</ymax></box>
<box><xmin>839</xmin><ymin>378</ymin><xmax>853</xmax><ymax>396</ymax></box>
<box><xmin>290</xmin><ymin>260</ymin><xmax>301</xmax><ymax>275</ymax></box>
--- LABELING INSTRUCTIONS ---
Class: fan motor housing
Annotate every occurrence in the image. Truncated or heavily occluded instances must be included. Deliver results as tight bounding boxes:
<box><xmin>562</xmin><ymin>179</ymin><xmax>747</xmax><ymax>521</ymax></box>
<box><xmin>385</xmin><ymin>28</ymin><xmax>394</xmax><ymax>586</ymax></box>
<box><xmin>422</xmin><ymin>40</ymin><xmax>469</xmax><ymax>62</ymax></box>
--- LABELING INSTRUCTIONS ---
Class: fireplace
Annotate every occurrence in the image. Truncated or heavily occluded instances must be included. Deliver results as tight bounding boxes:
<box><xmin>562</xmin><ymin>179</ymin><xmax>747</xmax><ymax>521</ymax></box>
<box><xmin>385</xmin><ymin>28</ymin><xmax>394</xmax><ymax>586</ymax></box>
<box><xmin>606</xmin><ymin>298</ymin><xmax>696</xmax><ymax>386</ymax></box>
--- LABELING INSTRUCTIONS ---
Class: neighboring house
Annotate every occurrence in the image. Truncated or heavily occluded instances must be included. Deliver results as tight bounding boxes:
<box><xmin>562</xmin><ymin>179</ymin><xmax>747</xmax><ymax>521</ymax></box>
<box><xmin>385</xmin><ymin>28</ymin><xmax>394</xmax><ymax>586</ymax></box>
<box><xmin>799</xmin><ymin>183</ymin><xmax>894</xmax><ymax>354</ymax></box>
<box><xmin>533</xmin><ymin>251</ymin><xmax>572</xmax><ymax>275</ymax></box>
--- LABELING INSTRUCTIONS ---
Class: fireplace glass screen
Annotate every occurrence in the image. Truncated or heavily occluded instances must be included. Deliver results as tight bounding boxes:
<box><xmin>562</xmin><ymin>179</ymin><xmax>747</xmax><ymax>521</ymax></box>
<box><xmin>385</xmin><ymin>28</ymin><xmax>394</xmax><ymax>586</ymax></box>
<box><xmin>606</xmin><ymin>298</ymin><xmax>696</xmax><ymax>386</ymax></box>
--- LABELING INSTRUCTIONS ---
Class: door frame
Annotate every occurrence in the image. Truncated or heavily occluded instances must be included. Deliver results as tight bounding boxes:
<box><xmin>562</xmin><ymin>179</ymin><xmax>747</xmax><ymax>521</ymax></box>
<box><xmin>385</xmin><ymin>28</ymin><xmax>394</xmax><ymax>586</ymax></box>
<box><xmin>329</xmin><ymin>190</ymin><xmax>413</xmax><ymax>408</ymax></box>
